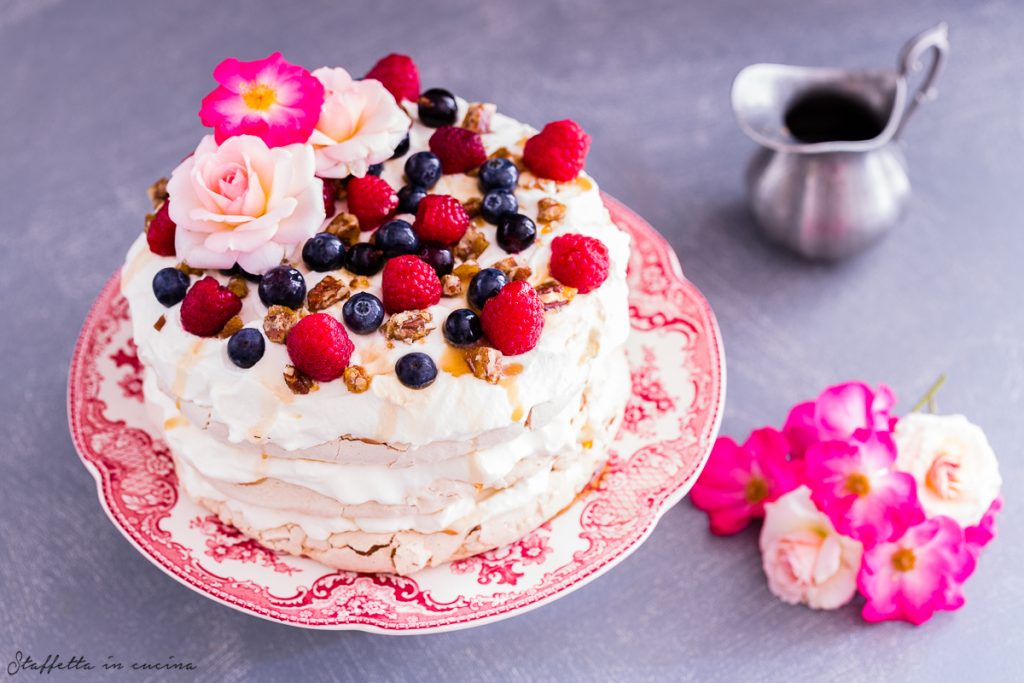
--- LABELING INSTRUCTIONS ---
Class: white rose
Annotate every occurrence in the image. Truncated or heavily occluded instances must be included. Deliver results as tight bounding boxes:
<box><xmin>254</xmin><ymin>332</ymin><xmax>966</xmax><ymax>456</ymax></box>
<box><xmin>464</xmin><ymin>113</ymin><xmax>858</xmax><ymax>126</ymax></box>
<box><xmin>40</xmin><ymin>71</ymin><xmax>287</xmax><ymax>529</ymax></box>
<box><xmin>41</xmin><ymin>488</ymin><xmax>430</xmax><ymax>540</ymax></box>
<box><xmin>894</xmin><ymin>413</ymin><xmax>1001</xmax><ymax>527</ymax></box>
<box><xmin>760</xmin><ymin>486</ymin><xmax>863</xmax><ymax>610</ymax></box>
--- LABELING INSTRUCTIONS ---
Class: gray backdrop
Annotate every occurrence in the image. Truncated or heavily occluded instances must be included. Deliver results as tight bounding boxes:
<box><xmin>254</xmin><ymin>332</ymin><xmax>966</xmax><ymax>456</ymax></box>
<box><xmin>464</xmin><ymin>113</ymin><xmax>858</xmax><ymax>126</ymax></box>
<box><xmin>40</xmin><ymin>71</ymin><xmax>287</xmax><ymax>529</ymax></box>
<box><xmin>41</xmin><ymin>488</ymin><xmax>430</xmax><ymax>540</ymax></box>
<box><xmin>2</xmin><ymin>0</ymin><xmax>1021</xmax><ymax>681</ymax></box>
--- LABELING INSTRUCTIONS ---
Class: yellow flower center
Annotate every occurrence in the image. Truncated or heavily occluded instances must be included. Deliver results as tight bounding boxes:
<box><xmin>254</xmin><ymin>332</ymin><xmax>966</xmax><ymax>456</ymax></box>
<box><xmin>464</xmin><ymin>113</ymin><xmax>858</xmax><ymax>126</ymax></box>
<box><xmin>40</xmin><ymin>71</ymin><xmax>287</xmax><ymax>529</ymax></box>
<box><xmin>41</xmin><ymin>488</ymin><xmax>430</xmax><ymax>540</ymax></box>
<box><xmin>242</xmin><ymin>82</ymin><xmax>277</xmax><ymax>111</ymax></box>
<box><xmin>891</xmin><ymin>548</ymin><xmax>916</xmax><ymax>572</ymax></box>
<box><xmin>845</xmin><ymin>472</ymin><xmax>871</xmax><ymax>496</ymax></box>
<box><xmin>744</xmin><ymin>476</ymin><xmax>769</xmax><ymax>504</ymax></box>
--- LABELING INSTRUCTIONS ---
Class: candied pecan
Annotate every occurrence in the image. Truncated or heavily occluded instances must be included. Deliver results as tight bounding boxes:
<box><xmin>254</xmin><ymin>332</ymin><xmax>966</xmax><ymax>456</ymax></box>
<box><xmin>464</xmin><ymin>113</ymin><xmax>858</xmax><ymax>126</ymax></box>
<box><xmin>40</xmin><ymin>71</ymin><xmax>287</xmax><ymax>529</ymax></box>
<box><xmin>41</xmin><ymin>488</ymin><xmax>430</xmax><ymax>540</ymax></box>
<box><xmin>343</xmin><ymin>365</ymin><xmax>372</xmax><ymax>394</ymax></box>
<box><xmin>461</xmin><ymin>102</ymin><xmax>496</xmax><ymax>133</ymax></box>
<box><xmin>217</xmin><ymin>315</ymin><xmax>244</xmax><ymax>339</ymax></box>
<box><xmin>488</xmin><ymin>147</ymin><xmax>522</xmax><ymax>167</ymax></box>
<box><xmin>263</xmin><ymin>305</ymin><xmax>300</xmax><ymax>343</ymax></box>
<box><xmin>453</xmin><ymin>260</ymin><xmax>481</xmax><ymax>279</ymax></box>
<box><xmin>147</xmin><ymin>177</ymin><xmax>169</xmax><ymax>208</ymax></box>
<box><xmin>324</xmin><ymin>212</ymin><xmax>361</xmax><ymax>245</ymax></box>
<box><xmin>454</xmin><ymin>229</ymin><xmax>489</xmax><ymax>261</ymax></box>
<box><xmin>537</xmin><ymin>197</ymin><xmax>566</xmax><ymax>223</ymax></box>
<box><xmin>306</xmin><ymin>275</ymin><xmax>350</xmax><ymax>312</ymax></box>
<box><xmin>283</xmin><ymin>365</ymin><xmax>317</xmax><ymax>395</ymax></box>
<box><xmin>153</xmin><ymin>314</ymin><xmax>167</xmax><ymax>331</ymax></box>
<box><xmin>464</xmin><ymin>347</ymin><xmax>503</xmax><ymax>384</ymax></box>
<box><xmin>492</xmin><ymin>256</ymin><xmax>532</xmax><ymax>282</ymax></box>
<box><xmin>382</xmin><ymin>309</ymin><xmax>434</xmax><ymax>343</ymax></box>
<box><xmin>462</xmin><ymin>197</ymin><xmax>482</xmax><ymax>219</ymax></box>
<box><xmin>441</xmin><ymin>274</ymin><xmax>462</xmax><ymax>297</ymax></box>
<box><xmin>535</xmin><ymin>280</ymin><xmax>577</xmax><ymax>311</ymax></box>
<box><xmin>348</xmin><ymin>275</ymin><xmax>371</xmax><ymax>290</ymax></box>
<box><xmin>176</xmin><ymin>262</ymin><xmax>205</xmax><ymax>276</ymax></box>
<box><xmin>226</xmin><ymin>276</ymin><xmax>249</xmax><ymax>299</ymax></box>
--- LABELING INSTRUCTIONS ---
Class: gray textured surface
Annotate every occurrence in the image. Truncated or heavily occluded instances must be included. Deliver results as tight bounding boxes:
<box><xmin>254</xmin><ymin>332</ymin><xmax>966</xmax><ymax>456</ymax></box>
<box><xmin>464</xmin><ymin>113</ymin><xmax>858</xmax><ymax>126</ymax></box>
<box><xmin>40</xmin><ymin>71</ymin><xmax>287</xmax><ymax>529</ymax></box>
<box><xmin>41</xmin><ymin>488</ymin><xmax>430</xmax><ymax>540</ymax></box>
<box><xmin>2</xmin><ymin>0</ymin><xmax>1022</xmax><ymax>681</ymax></box>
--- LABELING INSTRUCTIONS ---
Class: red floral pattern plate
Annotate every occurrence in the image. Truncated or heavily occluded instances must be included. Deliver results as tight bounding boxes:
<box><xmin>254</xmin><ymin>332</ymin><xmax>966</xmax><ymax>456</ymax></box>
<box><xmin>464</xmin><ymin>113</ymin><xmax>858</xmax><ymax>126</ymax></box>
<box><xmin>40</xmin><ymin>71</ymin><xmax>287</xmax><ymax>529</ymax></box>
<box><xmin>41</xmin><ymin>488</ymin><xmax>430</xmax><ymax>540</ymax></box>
<box><xmin>68</xmin><ymin>195</ymin><xmax>725</xmax><ymax>633</ymax></box>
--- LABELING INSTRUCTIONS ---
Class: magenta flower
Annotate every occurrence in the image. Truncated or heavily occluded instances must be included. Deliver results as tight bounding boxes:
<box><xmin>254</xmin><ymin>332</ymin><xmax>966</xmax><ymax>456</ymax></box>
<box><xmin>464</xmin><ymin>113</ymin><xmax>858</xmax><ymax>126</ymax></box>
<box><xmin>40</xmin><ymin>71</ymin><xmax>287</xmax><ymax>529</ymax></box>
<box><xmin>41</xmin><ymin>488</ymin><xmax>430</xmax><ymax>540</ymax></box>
<box><xmin>691</xmin><ymin>427</ymin><xmax>801</xmax><ymax>535</ymax></box>
<box><xmin>783</xmin><ymin>382</ymin><xmax>896</xmax><ymax>458</ymax></box>
<box><xmin>965</xmin><ymin>496</ymin><xmax>1002</xmax><ymax>555</ymax></box>
<box><xmin>805</xmin><ymin>431</ymin><xmax>924</xmax><ymax>547</ymax></box>
<box><xmin>199</xmin><ymin>53</ymin><xmax>325</xmax><ymax>148</ymax></box>
<box><xmin>858</xmin><ymin>516</ymin><xmax>976</xmax><ymax>624</ymax></box>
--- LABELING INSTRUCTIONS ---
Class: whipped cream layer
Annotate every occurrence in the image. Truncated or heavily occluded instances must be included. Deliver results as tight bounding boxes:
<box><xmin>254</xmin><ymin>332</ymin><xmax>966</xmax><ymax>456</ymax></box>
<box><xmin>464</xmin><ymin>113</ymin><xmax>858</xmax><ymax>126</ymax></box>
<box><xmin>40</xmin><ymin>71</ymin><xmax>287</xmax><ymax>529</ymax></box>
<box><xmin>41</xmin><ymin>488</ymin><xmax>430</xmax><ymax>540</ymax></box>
<box><xmin>121</xmin><ymin>100</ymin><xmax>630</xmax><ymax>453</ymax></box>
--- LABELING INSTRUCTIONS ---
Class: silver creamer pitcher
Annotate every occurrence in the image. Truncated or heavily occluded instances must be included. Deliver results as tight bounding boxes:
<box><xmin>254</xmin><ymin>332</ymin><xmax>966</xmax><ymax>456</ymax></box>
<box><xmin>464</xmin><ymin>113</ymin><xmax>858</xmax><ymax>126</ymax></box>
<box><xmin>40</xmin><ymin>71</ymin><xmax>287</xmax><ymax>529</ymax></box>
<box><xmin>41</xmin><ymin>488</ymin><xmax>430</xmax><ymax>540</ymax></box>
<box><xmin>732</xmin><ymin>24</ymin><xmax>949</xmax><ymax>260</ymax></box>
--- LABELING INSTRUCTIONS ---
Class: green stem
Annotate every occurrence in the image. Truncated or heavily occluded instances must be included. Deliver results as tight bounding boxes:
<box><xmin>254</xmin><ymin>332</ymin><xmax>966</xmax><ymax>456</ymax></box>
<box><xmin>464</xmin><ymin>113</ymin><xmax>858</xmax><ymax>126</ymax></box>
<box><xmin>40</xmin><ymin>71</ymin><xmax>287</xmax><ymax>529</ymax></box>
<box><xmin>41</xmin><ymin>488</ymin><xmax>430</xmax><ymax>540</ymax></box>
<box><xmin>910</xmin><ymin>374</ymin><xmax>947</xmax><ymax>414</ymax></box>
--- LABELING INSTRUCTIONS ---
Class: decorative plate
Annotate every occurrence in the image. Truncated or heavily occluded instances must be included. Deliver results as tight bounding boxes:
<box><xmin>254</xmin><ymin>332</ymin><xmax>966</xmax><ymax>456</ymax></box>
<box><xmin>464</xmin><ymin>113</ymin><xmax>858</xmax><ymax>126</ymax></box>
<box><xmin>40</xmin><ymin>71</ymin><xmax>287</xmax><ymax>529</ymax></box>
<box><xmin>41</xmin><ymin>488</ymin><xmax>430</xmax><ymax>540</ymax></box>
<box><xmin>68</xmin><ymin>195</ymin><xmax>725</xmax><ymax>633</ymax></box>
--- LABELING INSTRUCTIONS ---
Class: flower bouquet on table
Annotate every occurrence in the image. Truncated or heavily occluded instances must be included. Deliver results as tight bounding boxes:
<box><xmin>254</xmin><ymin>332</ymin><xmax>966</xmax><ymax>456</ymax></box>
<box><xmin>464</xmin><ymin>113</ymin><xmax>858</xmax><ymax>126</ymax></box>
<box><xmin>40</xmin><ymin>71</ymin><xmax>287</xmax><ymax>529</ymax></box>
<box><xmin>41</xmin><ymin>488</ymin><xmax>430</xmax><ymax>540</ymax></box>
<box><xmin>691</xmin><ymin>379</ymin><xmax>1002</xmax><ymax>624</ymax></box>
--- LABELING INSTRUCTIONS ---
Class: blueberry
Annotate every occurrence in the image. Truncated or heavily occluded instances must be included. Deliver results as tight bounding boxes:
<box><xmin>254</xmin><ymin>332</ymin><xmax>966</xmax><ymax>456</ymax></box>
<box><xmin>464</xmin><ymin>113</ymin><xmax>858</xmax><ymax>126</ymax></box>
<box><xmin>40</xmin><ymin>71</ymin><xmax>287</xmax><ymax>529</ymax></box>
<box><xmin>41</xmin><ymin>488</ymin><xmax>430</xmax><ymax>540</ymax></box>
<box><xmin>258</xmin><ymin>266</ymin><xmax>306</xmax><ymax>309</ymax></box>
<box><xmin>443</xmin><ymin>309</ymin><xmax>483</xmax><ymax>347</ymax></box>
<box><xmin>344</xmin><ymin>243</ymin><xmax>385</xmax><ymax>276</ymax></box>
<box><xmin>342</xmin><ymin>292</ymin><xmax>385</xmax><ymax>334</ymax></box>
<box><xmin>404</xmin><ymin>151</ymin><xmax>442</xmax><ymax>188</ymax></box>
<box><xmin>374</xmin><ymin>219</ymin><xmax>421</xmax><ymax>257</ymax></box>
<box><xmin>152</xmin><ymin>267</ymin><xmax>190</xmax><ymax>307</ymax></box>
<box><xmin>367</xmin><ymin>163</ymin><xmax>384</xmax><ymax>177</ymax></box>
<box><xmin>418</xmin><ymin>244</ymin><xmax>454</xmax><ymax>276</ymax></box>
<box><xmin>496</xmin><ymin>213</ymin><xmax>537</xmax><ymax>253</ymax></box>
<box><xmin>227</xmin><ymin>328</ymin><xmax>265</xmax><ymax>369</ymax></box>
<box><xmin>390</xmin><ymin>131</ymin><xmax>411</xmax><ymax>159</ymax></box>
<box><xmin>396</xmin><ymin>185</ymin><xmax>428</xmax><ymax>214</ymax></box>
<box><xmin>468</xmin><ymin>268</ymin><xmax>508</xmax><ymax>310</ymax></box>
<box><xmin>302</xmin><ymin>233</ymin><xmax>346</xmax><ymax>272</ymax></box>
<box><xmin>417</xmin><ymin>88</ymin><xmax>458</xmax><ymax>128</ymax></box>
<box><xmin>219</xmin><ymin>264</ymin><xmax>262</xmax><ymax>282</ymax></box>
<box><xmin>396</xmin><ymin>352</ymin><xmax>438</xmax><ymax>389</ymax></box>
<box><xmin>480</xmin><ymin>190</ymin><xmax>518</xmax><ymax>224</ymax></box>
<box><xmin>479</xmin><ymin>157</ymin><xmax>519</xmax><ymax>191</ymax></box>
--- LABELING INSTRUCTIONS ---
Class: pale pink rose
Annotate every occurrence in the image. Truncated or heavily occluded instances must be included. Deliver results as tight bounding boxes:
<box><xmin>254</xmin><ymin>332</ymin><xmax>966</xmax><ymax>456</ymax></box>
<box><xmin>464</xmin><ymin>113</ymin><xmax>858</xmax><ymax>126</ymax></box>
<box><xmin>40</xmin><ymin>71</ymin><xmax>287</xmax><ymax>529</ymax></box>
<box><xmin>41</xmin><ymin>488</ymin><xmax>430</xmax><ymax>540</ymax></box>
<box><xmin>760</xmin><ymin>486</ymin><xmax>863</xmax><ymax>609</ymax></box>
<box><xmin>894</xmin><ymin>413</ymin><xmax>1002</xmax><ymax>528</ymax></box>
<box><xmin>167</xmin><ymin>135</ymin><xmax>325</xmax><ymax>274</ymax></box>
<box><xmin>309</xmin><ymin>67</ymin><xmax>410</xmax><ymax>179</ymax></box>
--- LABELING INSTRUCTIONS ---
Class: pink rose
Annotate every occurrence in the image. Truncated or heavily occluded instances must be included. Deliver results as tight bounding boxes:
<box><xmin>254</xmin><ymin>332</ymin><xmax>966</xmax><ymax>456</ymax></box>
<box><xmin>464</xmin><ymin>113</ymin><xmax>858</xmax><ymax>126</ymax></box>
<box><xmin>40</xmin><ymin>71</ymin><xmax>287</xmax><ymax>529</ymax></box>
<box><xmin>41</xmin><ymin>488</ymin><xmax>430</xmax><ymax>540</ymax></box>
<box><xmin>309</xmin><ymin>67</ymin><xmax>410</xmax><ymax>179</ymax></box>
<box><xmin>760</xmin><ymin>486</ymin><xmax>863</xmax><ymax>609</ymax></box>
<box><xmin>783</xmin><ymin>382</ymin><xmax>896</xmax><ymax>458</ymax></box>
<box><xmin>167</xmin><ymin>135</ymin><xmax>325</xmax><ymax>274</ymax></box>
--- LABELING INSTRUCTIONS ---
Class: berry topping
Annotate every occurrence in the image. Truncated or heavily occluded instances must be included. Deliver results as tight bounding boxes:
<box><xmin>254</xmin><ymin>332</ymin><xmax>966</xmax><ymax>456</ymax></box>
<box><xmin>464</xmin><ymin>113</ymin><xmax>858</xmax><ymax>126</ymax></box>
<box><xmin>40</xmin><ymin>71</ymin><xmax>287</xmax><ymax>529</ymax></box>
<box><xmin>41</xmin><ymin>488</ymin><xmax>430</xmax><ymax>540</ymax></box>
<box><xmin>346</xmin><ymin>175</ymin><xmax>397</xmax><ymax>230</ymax></box>
<box><xmin>480</xmin><ymin>189</ymin><xmax>518</xmax><ymax>224</ymax></box>
<box><xmin>152</xmin><ymin>267</ymin><xmax>190</xmax><ymax>307</ymax></box>
<box><xmin>479</xmin><ymin>157</ymin><xmax>519</xmax><ymax>192</ymax></box>
<box><xmin>417</xmin><ymin>88</ymin><xmax>458</xmax><ymax>128</ymax></box>
<box><xmin>286</xmin><ymin>313</ymin><xmax>354</xmax><ymax>382</ymax></box>
<box><xmin>481</xmin><ymin>280</ymin><xmax>545</xmax><ymax>356</ymax></box>
<box><xmin>391</xmin><ymin>131</ymin><xmax>411</xmax><ymax>159</ymax></box>
<box><xmin>258</xmin><ymin>266</ymin><xmax>306</xmax><ymax>309</ymax></box>
<box><xmin>396</xmin><ymin>184</ymin><xmax>428</xmax><ymax>214</ymax></box>
<box><xmin>381</xmin><ymin>255</ymin><xmax>442</xmax><ymax>313</ymax></box>
<box><xmin>496</xmin><ymin>213</ymin><xmax>537</xmax><ymax>253</ymax></box>
<box><xmin>443</xmin><ymin>308</ymin><xmax>483</xmax><ymax>347</ymax></box>
<box><xmin>549</xmin><ymin>233</ymin><xmax>610</xmax><ymax>293</ymax></box>
<box><xmin>365</xmin><ymin>53</ymin><xmax>420</xmax><ymax>103</ymax></box>
<box><xmin>523</xmin><ymin>119</ymin><xmax>591</xmax><ymax>182</ymax></box>
<box><xmin>302</xmin><ymin>233</ymin><xmax>347</xmax><ymax>272</ymax></box>
<box><xmin>180</xmin><ymin>276</ymin><xmax>242</xmax><ymax>337</ymax></box>
<box><xmin>396</xmin><ymin>352</ymin><xmax>438</xmax><ymax>389</ymax></box>
<box><xmin>413</xmin><ymin>194</ymin><xmax>469</xmax><ymax>245</ymax></box>
<box><xmin>343</xmin><ymin>243</ymin><xmax>385</xmax><ymax>276</ymax></box>
<box><xmin>404</xmin><ymin>151</ymin><xmax>442</xmax><ymax>189</ymax></box>
<box><xmin>467</xmin><ymin>268</ymin><xmax>508</xmax><ymax>310</ymax></box>
<box><xmin>146</xmin><ymin>201</ymin><xmax>176</xmax><ymax>256</ymax></box>
<box><xmin>220</xmin><ymin>264</ymin><xmax>262</xmax><ymax>282</ymax></box>
<box><xmin>227</xmin><ymin>328</ymin><xmax>266</xmax><ymax>369</ymax></box>
<box><xmin>374</xmin><ymin>219</ymin><xmax>421</xmax><ymax>258</ymax></box>
<box><xmin>428</xmin><ymin>126</ymin><xmax>487</xmax><ymax>174</ymax></box>
<box><xmin>418</xmin><ymin>244</ymin><xmax>454</xmax><ymax>276</ymax></box>
<box><xmin>367</xmin><ymin>163</ymin><xmax>384</xmax><ymax>177</ymax></box>
<box><xmin>321</xmin><ymin>179</ymin><xmax>337</xmax><ymax>219</ymax></box>
<box><xmin>342</xmin><ymin>291</ymin><xmax>386</xmax><ymax>334</ymax></box>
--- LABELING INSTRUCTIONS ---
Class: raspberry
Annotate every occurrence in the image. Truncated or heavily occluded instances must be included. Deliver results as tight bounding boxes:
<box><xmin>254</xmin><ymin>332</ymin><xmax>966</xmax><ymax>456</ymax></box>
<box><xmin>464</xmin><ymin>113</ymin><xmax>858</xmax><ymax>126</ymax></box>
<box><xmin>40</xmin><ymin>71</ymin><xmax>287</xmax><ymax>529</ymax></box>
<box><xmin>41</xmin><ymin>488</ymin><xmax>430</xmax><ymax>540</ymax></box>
<box><xmin>321</xmin><ymin>178</ymin><xmax>338</xmax><ymax>219</ymax></box>
<box><xmin>286</xmin><ymin>313</ymin><xmax>354</xmax><ymax>382</ymax></box>
<box><xmin>481</xmin><ymin>281</ymin><xmax>545</xmax><ymax>355</ymax></box>
<box><xmin>549</xmin><ymin>233</ymin><xmax>610</xmax><ymax>293</ymax></box>
<box><xmin>146</xmin><ymin>201</ymin><xmax>176</xmax><ymax>256</ymax></box>
<box><xmin>365</xmin><ymin>53</ymin><xmax>420</xmax><ymax>103</ymax></box>
<box><xmin>414</xmin><ymin>194</ymin><xmax>469</xmax><ymax>245</ymax></box>
<box><xmin>346</xmin><ymin>175</ymin><xmax>397</xmax><ymax>231</ymax></box>
<box><xmin>179</xmin><ymin>277</ymin><xmax>242</xmax><ymax>337</ymax></box>
<box><xmin>523</xmin><ymin>119</ymin><xmax>591</xmax><ymax>182</ymax></box>
<box><xmin>428</xmin><ymin>126</ymin><xmax>486</xmax><ymax>174</ymax></box>
<box><xmin>381</xmin><ymin>255</ymin><xmax>442</xmax><ymax>313</ymax></box>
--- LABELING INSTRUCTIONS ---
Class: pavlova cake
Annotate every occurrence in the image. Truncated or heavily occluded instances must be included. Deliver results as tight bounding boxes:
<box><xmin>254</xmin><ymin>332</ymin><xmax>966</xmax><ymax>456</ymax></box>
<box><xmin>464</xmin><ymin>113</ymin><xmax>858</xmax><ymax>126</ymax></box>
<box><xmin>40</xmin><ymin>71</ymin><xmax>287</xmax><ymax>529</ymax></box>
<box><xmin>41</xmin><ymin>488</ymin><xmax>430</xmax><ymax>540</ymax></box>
<box><xmin>120</xmin><ymin>52</ymin><xmax>631</xmax><ymax>574</ymax></box>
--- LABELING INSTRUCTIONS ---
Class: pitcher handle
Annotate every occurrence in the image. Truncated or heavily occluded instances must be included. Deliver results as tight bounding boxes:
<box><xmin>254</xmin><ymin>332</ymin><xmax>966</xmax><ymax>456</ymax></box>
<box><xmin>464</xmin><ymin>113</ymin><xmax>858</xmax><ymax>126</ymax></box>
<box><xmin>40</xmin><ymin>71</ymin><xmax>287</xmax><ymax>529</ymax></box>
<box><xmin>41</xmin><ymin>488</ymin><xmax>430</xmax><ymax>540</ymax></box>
<box><xmin>895</xmin><ymin>22</ymin><xmax>950</xmax><ymax>138</ymax></box>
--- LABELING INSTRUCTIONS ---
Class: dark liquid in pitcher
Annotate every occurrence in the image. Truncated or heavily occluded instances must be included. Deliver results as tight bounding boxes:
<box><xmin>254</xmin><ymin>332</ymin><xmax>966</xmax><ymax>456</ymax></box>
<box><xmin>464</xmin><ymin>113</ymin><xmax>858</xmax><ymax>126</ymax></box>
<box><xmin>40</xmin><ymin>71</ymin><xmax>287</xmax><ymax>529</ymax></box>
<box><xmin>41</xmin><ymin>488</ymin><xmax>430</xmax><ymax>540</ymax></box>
<box><xmin>784</xmin><ymin>91</ymin><xmax>885</xmax><ymax>143</ymax></box>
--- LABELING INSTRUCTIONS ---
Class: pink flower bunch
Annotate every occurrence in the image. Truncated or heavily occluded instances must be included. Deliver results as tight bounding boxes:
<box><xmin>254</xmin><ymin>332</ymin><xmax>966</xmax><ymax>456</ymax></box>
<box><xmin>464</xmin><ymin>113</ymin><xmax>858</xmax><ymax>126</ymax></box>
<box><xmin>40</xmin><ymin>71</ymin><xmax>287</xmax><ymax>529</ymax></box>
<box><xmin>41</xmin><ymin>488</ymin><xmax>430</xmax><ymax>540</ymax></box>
<box><xmin>691</xmin><ymin>381</ymin><xmax>1002</xmax><ymax>625</ymax></box>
